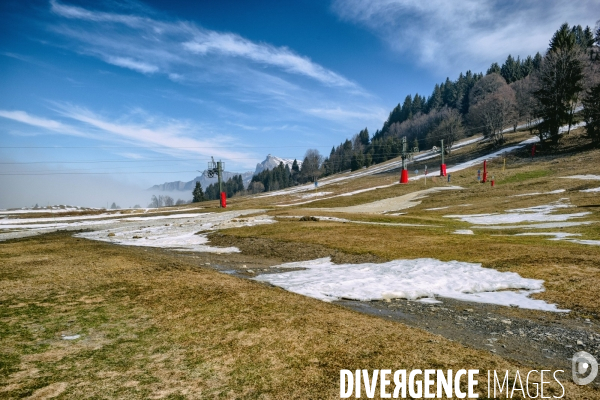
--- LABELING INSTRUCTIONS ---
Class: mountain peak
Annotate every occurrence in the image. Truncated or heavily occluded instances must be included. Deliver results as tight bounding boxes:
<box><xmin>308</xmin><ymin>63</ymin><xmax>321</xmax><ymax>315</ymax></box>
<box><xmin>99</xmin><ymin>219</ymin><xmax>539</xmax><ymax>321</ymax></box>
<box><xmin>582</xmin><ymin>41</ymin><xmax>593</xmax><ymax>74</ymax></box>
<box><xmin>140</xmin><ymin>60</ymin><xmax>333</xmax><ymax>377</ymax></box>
<box><xmin>254</xmin><ymin>155</ymin><xmax>301</xmax><ymax>175</ymax></box>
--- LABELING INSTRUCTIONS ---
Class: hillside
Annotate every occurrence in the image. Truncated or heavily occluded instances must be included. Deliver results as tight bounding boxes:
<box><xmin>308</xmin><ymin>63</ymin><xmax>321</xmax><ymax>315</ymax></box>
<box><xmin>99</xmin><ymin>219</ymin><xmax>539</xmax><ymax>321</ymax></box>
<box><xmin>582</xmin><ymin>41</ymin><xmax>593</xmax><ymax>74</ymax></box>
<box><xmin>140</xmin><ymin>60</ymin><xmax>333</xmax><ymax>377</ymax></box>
<box><xmin>2</xmin><ymin>125</ymin><xmax>600</xmax><ymax>398</ymax></box>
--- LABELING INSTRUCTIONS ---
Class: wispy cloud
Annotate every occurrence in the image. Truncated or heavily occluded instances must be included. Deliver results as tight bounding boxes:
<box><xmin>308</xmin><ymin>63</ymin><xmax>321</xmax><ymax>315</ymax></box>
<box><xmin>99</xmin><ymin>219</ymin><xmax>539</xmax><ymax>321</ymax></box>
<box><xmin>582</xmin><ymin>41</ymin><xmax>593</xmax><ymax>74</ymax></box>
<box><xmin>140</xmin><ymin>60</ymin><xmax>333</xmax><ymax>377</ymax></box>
<box><xmin>49</xmin><ymin>0</ymin><xmax>357</xmax><ymax>88</ymax></box>
<box><xmin>105</xmin><ymin>56</ymin><xmax>158</xmax><ymax>74</ymax></box>
<box><xmin>305</xmin><ymin>107</ymin><xmax>387</xmax><ymax>123</ymax></box>
<box><xmin>0</xmin><ymin>110</ymin><xmax>92</xmax><ymax>138</ymax></box>
<box><xmin>332</xmin><ymin>0</ymin><xmax>600</xmax><ymax>76</ymax></box>
<box><xmin>0</xmin><ymin>106</ymin><xmax>255</xmax><ymax>165</ymax></box>
<box><xmin>182</xmin><ymin>33</ymin><xmax>353</xmax><ymax>87</ymax></box>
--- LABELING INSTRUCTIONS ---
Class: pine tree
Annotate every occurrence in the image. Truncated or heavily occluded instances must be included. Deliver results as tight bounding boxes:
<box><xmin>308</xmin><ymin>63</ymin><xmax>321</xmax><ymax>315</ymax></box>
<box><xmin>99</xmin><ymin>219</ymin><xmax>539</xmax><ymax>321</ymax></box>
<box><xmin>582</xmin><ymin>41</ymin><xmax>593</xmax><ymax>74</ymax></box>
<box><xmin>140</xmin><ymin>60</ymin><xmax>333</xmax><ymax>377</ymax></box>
<box><xmin>358</xmin><ymin>128</ymin><xmax>370</xmax><ymax>146</ymax></box>
<box><xmin>583</xmin><ymin>83</ymin><xmax>600</xmax><ymax>144</ymax></box>
<box><xmin>427</xmin><ymin>84</ymin><xmax>443</xmax><ymax>112</ymax></box>
<box><xmin>192</xmin><ymin>181</ymin><xmax>205</xmax><ymax>202</ymax></box>
<box><xmin>532</xmin><ymin>52</ymin><xmax>543</xmax><ymax>70</ymax></box>
<box><xmin>521</xmin><ymin>55</ymin><xmax>534</xmax><ymax>77</ymax></box>
<box><xmin>549</xmin><ymin>23</ymin><xmax>576</xmax><ymax>52</ymax></box>
<box><xmin>533</xmin><ymin>41</ymin><xmax>584</xmax><ymax>145</ymax></box>
<box><xmin>401</xmin><ymin>95</ymin><xmax>413</xmax><ymax>121</ymax></box>
<box><xmin>486</xmin><ymin>62</ymin><xmax>501</xmax><ymax>75</ymax></box>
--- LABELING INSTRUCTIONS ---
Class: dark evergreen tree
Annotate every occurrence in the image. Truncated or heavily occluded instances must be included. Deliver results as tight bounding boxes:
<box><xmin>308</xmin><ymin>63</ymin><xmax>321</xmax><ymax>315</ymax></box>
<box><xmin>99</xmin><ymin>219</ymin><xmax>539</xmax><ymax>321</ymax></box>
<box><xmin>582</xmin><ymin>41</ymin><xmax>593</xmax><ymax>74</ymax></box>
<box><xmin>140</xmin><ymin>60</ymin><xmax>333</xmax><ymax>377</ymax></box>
<box><xmin>549</xmin><ymin>23</ymin><xmax>576</xmax><ymax>52</ymax></box>
<box><xmin>401</xmin><ymin>95</ymin><xmax>413</xmax><ymax>121</ymax></box>
<box><xmin>358</xmin><ymin>128</ymin><xmax>370</xmax><ymax>146</ymax></box>
<box><xmin>427</xmin><ymin>84</ymin><xmax>443</xmax><ymax>112</ymax></box>
<box><xmin>533</xmin><ymin>25</ymin><xmax>584</xmax><ymax>145</ymax></box>
<box><xmin>532</xmin><ymin>52</ymin><xmax>543</xmax><ymax>70</ymax></box>
<box><xmin>487</xmin><ymin>62</ymin><xmax>501</xmax><ymax>75</ymax></box>
<box><xmin>582</xmin><ymin>83</ymin><xmax>600</xmax><ymax>144</ymax></box>
<box><xmin>192</xmin><ymin>181</ymin><xmax>205</xmax><ymax>202</ymax></box>
<box><xmin>521</xmin><ymin>55</ymin><xmax>534</xmax><ymax>77</ymax></box>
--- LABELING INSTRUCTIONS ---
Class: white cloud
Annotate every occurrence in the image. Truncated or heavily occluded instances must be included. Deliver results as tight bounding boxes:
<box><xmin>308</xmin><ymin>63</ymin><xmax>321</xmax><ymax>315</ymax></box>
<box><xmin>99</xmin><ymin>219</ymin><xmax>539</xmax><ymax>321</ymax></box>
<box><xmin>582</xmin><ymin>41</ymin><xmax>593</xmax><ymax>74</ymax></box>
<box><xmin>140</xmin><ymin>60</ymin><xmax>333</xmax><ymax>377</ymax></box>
<box><xmin>0</xmin><ymin>110</ymin><xmax>92</xmax><ymax>138</ymax></box>
<box><xmin>0</xmin><ymin>106</ymin><xmax>255</xmax><ymax>165</ymax></box>
<box><xmin>105</xmin><ymin>56</ymin><xmax>158</xmax><ymax>74</ymax></box>
<box><xmin>332</xmin><ymin>0</ymin><xmax>600</xmax><ymax>76</ymax></box>
<box><xmin>49</xmin><ymin>0</ymin><xmax>357</xmax><ymax>88</ymax></box>
<box><xmin>182</xmin><ymin>34</ymin><xmax>353</xmax><ymax>87</ymax></box>
<box><xmin>305</xmin><ymin>107</ymin><xmax>387</xmax><ymax>123</ymax></box>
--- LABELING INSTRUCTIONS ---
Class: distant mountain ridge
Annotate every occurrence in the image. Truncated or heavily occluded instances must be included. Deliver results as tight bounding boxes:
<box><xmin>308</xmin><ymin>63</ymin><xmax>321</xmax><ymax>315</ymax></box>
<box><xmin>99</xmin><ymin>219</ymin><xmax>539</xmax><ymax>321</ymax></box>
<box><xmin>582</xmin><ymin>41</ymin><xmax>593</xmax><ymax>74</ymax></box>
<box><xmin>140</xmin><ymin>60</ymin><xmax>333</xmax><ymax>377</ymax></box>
<box><xmin>254</xmin><ymin>154</ymin><xmax>301</xmax><ymax>175</ymax></box>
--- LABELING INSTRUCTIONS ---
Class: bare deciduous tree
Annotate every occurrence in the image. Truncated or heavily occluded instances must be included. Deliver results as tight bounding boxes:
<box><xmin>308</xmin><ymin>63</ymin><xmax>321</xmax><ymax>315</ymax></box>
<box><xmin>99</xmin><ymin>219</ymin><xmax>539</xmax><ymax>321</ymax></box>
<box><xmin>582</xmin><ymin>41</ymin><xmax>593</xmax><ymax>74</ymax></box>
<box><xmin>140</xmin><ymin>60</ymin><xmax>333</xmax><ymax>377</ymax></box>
<box><xmin>468</xmin><ymin>74</ymin><xmax>517</xmax><ymax>146</ymax></box>
<box><xmin>163</xmin><ymin>196</ymin><xmax>174</xmax><ymax>207</ymax></box>
<box><xmin>426</xmin><ymin>108</ymin><xmax>465</xmax><ymax>153</ymax></box>
<box><xmin>511</xmin><ymin>76</ymin><xmax>537</xmax><ymax>129</ymax></box>
<box><xmin>249</xmin><ymin>181</ymin><xmax>265</xmax><ymax>194</ymax></box>
<box><xmin>300</xmin><ymin>149</ymin><xmax>323</xmax><ymax>183</ymax></box>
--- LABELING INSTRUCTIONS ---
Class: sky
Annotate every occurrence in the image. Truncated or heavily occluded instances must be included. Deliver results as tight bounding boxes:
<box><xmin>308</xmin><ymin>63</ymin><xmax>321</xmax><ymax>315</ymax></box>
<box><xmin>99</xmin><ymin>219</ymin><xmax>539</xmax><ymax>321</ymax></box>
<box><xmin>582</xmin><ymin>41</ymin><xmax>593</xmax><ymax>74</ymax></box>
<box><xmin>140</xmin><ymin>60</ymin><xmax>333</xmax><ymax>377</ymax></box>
<box><xmin>0</xmin><ymin>0</ymin><xmax>598</xmax><ymax>208</ymax></box>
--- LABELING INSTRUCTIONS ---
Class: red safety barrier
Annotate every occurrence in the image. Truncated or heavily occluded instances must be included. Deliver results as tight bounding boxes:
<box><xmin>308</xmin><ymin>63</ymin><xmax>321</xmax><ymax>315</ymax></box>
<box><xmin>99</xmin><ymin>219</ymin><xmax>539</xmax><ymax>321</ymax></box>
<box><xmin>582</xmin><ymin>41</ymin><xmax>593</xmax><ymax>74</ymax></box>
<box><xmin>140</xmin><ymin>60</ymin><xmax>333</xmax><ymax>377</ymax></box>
<box><xmin>440</xmin><ymin>164</ymin><xmax>447</xmax><ymax>177</ymax></box>
<box><xmin>400</xmin><ymin>169</ymin><xmax>409</xmax><ymax>184</ymax></box>
<box><xmin>491</xmin><ymin>180</ymin><xmax>495</xmax><ymax>187</ymax></box>
<box><xmin>220</xmin><ymin>192</ymin><xmax>227</xmax><ymax>208</ymax></box>
<box><xmin>482</xmin><ymin>160</ymin><xmax>487</xmax><ymax>183</ymax></box>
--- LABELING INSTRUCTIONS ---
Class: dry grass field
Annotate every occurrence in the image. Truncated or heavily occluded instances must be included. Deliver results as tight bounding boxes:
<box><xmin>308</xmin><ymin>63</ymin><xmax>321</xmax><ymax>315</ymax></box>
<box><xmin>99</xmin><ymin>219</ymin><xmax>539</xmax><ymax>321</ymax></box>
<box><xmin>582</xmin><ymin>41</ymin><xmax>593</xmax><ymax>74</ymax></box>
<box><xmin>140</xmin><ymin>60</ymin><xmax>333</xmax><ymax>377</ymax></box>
<box><xmin>1</xmin><ymin>233</ymin><xmax>596</xmax><ymax>399</ymax></box>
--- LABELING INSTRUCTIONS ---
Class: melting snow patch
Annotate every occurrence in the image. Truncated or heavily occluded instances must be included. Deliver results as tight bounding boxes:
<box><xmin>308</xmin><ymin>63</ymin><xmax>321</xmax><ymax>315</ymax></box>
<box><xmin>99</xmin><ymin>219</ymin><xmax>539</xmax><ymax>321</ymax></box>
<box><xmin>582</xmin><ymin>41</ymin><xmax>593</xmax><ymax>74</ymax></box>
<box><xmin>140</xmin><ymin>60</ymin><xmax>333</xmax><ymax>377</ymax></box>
<box><xmin>515</xmin><ymin>232</ymin><xmax>581</xmax><ymax>239</ymax></box>
<box><xmin>70</xmin><ymin>211</ymin><xmax>274</xmax><ymax>253</ymax></box>
<box><xmin>62</xmin><ymin>334</ymin><xmax>80</xmax><ymax>340</ymax></box>
<box><xmin>512</xmin><ymin>189</ymin><xmax>566</xmax><ymax>197</ymax></box>
<box><xmin>299</xmin><ymin>191</ymin><xmax>332</xmax><ymax>199</ymax></box>
<box><xmin>473</xmin><ymin>221</ymin><xmax>594</xmax><ymax>230</ymax></box>
<box><xmin>560</xmin><ymin>175</ymin><xmax>600</xmax><ymax>180</ymax></box>
<box><xmin>417</xmin><ymin>297</ymin><xmax>442</xmax><ymax>304</ymax></box>
<box><xmin>254</xmin><ymin>257</ymin><xmax>566</xmax><ymax>312</ymax></box>
<box><xmin>453</xmin><ymin>230</ymin><xmax>474</xmax><ymax>235</ymax></box>
<box><xmin>566</xmin><ymin>239</ymin><xmax>600</xmax><ymax>246</ymax></box>
<box><xmin>445</xmin><ymin>200</ymin><xmax>590</xmax><ymax>225</ymax></box>
<box><xmin>581</xmin><ymin>187</ymin><xmax>600</xmax><ymax>193</ymax></box>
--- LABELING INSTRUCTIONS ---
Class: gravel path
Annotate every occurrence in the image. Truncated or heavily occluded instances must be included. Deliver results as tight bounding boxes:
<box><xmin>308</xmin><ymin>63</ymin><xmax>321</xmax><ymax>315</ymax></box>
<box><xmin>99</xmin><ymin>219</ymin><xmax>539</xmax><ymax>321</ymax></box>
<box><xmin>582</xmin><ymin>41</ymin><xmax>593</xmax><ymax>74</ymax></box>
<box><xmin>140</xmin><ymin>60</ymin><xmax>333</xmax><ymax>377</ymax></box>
<box><xmin>337</xmin><ymin>297</ymin><xmax>599</xmax><ymax>382</ymax></box>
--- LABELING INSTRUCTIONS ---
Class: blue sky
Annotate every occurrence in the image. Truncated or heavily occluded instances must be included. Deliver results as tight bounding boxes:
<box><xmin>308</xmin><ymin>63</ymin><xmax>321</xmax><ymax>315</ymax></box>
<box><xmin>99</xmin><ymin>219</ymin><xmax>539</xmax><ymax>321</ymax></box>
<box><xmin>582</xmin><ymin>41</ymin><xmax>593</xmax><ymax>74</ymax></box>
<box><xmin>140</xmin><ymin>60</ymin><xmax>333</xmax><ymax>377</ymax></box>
<box><xmin>0</xmin><ymin>0</ymin><xmax>598</xmax><ymax>208</ymax></box>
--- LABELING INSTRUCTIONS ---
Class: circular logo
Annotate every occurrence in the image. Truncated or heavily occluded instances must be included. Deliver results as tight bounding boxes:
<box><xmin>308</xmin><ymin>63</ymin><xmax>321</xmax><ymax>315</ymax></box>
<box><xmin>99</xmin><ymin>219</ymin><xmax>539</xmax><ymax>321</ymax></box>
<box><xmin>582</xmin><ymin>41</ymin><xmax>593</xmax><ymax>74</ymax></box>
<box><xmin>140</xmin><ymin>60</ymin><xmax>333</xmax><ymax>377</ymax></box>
<box><xmin>573</xmin><ymin>351</ymin><xmax>598</xmax><ymax>385</ymax></box>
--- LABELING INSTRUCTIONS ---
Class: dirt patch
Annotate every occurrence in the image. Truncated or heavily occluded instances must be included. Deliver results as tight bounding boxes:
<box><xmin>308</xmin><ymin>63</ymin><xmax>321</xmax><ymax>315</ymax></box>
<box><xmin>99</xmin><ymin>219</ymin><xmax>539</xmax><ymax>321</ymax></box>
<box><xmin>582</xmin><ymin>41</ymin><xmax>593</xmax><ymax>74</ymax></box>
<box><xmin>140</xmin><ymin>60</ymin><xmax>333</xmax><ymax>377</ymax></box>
<box><xmin>26</xmin><ymin>382</ymin><xmax>67</xmax><ymax>399</ymax></box>
<box><xmin>207</xmin><ymin>232</ymin><xmax>385</xmax><ymax>264</ymax></box>
<box><xmin>312</xmin><ymin>186</ymin><xmax>463</xmax><ymax>214</ymax></box>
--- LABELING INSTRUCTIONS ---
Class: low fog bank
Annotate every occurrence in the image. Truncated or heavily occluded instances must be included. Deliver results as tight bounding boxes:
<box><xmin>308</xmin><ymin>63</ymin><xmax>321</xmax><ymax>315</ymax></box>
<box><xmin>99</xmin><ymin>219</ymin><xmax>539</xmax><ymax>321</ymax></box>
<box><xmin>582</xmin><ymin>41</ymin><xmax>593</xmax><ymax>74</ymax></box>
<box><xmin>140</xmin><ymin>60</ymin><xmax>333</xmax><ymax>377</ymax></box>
<box><xmin>0</xmin><ymin>173</ymin><xmax>192</xmax><ymax>210</ymax></box>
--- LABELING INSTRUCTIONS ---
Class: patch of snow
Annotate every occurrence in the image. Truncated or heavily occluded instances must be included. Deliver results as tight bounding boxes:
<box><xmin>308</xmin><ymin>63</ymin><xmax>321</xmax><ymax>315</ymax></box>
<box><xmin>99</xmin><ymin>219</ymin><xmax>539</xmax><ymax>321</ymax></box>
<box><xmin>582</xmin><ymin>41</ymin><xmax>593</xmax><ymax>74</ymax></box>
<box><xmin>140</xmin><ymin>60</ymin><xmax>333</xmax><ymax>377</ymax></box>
<box><xmin>512</xmin><ymin>189</ymin><xmax>566</xmax><ymax>197</ymax></box>
<box><xmin>472</xmin><ymin>221</ymin><xmax>594</xmax><ymax>230</ymax></box>
<box><xmin>560</xmin><ymin>175</ymin><xmax>600</xmax><ymax>181</ymax></box>
<box><xmin>255</xmin><ymin>257</ymin><xmax>566</xmax><ymax>312</ymax></box>
<box><xmin>62</xmin><ymin>334</ymin><xmax>81</xmax><ymax>340</ymax></box>
<box><xmin>445</xmin><ymin>200</ymin><xmax>590</xmax><ymax>225</ymax></box>
<box><xmin>454</xmin><ymin>230</ymin><xmax>474</xmax><ymax>235</ymax></box>
<box><xmin>299</xmin><ymin>191</ymin><xmax>332</xmax><ymax>199</ymax></box>
<box><xmin>417</xmin><ymin>297</ymin><xmax>442</xmax><ymax>304</ymax></box>
<box><xmin>76</xmin><ymin>212</ymin><xmax>275</xmax><ymax>253</ymax></box>
<box><xmin>425</xmin><ymin>206</ymin><xmax>450</xmax><ymax>211</ymax></box>
<box><xmin>515</xmin><ymin>232</ymin><xmax>581</xmax><ymax>239</ymax></box>
<box><xmin>565</xmin><ymin>239</ymin><xmax>600</xmax><ymax>246</ymax></box>
<box><xmin>0</xmin><ymin>207</ymin><xmax>206</xmax><ymax>225</ymax></box>
<box><xmin>581</xmin><ymin>187</ymin><xmax>600</xmax><ymax>193</ymax></box>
